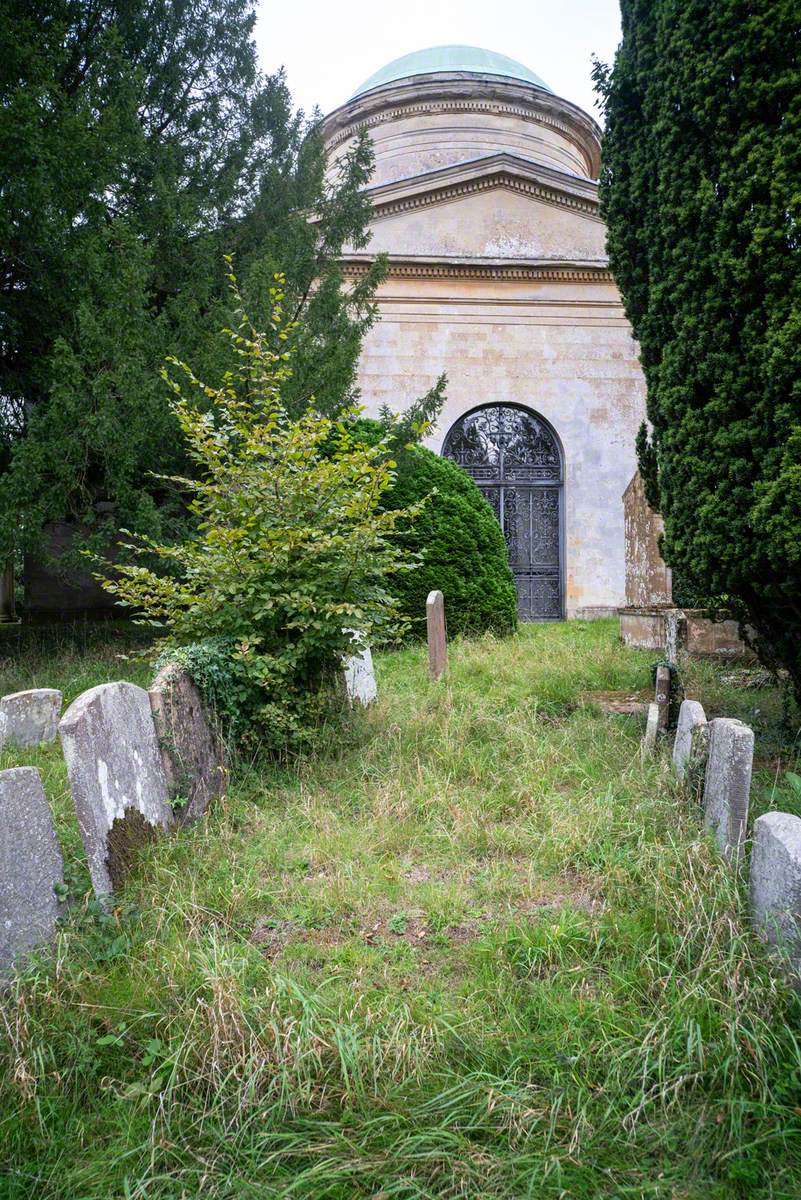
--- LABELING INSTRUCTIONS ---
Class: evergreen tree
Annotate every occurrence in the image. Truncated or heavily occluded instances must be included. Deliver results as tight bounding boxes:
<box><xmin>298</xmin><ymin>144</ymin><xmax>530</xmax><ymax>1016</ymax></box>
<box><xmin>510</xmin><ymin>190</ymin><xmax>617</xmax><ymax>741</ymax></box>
<box><xmin>595</xmin><ymin>1</ymin><xmax>801</xmax><ymax>691</ymax></box>
<box><xmin>0</xmin><ymin>0</ymin><xmax>383</xmax><ymax>561</ymax></box>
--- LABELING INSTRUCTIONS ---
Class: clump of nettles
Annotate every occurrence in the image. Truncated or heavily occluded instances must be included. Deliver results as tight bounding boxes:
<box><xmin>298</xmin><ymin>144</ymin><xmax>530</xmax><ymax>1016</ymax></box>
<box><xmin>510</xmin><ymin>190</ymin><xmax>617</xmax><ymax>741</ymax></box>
<box><xmin>98</xmin><ymin>264</ymin><xmax>421</xmax><ymax>753</ymax></box>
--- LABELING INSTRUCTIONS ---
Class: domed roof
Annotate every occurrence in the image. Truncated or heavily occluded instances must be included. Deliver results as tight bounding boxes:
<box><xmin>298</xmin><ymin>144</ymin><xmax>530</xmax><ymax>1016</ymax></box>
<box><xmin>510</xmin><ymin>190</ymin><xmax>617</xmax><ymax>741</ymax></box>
<box><xmin>350</xmin><ymin>45</ymin><xmax>552</xmax><ymax>99</ymax></box>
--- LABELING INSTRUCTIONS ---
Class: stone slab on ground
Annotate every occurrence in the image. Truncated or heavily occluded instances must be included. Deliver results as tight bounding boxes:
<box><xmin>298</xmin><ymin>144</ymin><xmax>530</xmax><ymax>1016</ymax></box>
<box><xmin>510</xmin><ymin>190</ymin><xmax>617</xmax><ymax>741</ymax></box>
<box><xmin>343</xmin><ymin>643</ymin><xmax>377</xmax><ymax>706</ymax></box>
<box><xmin>426</xmin><ymin>590</ymin><xmax>447</xmax><ymax>681</ymax></box>
<box><xmin>750</xmin><ymin>811</ymin><xmax>801</xmax><ymax>974</ymax></box>
<box><xmin>149</xmin><ymin>664</ymin><xmax>226</xmax><ymax>825</ymax></box>
<box><xmin>0</xmin><ymin>689</ymin><xmax>62</xmax><ymax>749</ymax></box>
<box><xmin>672</xmin><ymin>699</ymin><xmax>708</xmax><ymax>782</ymax></box>
<box><xmin>0</xmin><ymin>766</ymin><xmax>64</xmax><ymax>979</ymax></box>
<box><xmin>702</xmin><ymin>717</ymin><xmax>753</xmax><ymax>864</ymax></box>
<box><xmin>59</xmin><ymin>682</ymin><xmax>173</xmax><ymax>898</ymax></box>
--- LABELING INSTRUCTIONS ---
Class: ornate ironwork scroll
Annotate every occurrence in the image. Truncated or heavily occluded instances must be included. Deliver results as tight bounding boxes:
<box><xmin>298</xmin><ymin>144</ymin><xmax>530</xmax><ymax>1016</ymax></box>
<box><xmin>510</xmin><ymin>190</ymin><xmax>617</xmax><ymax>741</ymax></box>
<box><xmin>442</xmin><ymin>405</ymin><xmax>563</xmax><ymax>620</ymax></box>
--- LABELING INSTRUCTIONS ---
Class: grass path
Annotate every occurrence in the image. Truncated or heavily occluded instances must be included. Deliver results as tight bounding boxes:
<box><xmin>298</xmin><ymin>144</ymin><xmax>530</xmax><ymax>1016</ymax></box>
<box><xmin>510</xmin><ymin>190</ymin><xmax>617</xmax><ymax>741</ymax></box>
<box><xmin>2</xmin><ymin>621</ymin><xmax>801</xmax><ymax>1198</ymax></box>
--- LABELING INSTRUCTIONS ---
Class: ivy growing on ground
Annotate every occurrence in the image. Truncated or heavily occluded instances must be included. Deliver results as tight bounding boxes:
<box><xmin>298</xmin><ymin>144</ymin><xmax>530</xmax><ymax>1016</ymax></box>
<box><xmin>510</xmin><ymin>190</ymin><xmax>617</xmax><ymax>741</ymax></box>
<box><xmin>97</xmin><ymin>269</ymin><xmax>421</xmax><ymax>752</ymax></box>
<box><xmin>595</xmin><ymin>1</ymin><xmax>801</xmax><ymax>695</ymax></box>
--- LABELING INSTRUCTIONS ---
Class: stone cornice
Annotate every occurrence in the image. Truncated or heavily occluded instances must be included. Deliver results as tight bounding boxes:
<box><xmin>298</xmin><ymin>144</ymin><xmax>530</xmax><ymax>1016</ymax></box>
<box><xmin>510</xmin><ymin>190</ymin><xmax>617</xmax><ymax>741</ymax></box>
<box><xmin>340</xmin><ymin>255</ymin><xmax>613</xmax><ymax>283</ymax></box>
<box><xmin>364</xmin><ymin>153</ymin><xmax>601</xmax><ymax>221</ymax></box>
<box><xmin>319</xmin><ymin>74</ymin><xmax>602</xmax><ymax>180</ymax></box>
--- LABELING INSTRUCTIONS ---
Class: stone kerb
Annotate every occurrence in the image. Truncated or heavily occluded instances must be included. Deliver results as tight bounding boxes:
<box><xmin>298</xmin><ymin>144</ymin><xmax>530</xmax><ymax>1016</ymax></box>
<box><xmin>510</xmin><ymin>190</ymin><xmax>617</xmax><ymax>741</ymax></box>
<box><xmin>750</xmin><ymin>811</ymin><xmax>801</xmax><ymax>976</ymax></box>
<box><xmin>59</xmin><ymin>682</ymin><xmax>173</xmax><ymax>899</ymax></box>
<box><xmin>702</xmin><ymin>717</ymin><xmax>754</xmax><ymax>864</ymax></box>
<box><xmin>149</xmin><ymin>664</ymin><xmax>226</xmax><ymax>825</ymax></box>
<box><xmin>426</xmin><ymin>590</ymin><xmax>447</xmax><ymax>681</ymax></box>
<box><xmin>0</xmin><ymin>766</ymin><xmax>65</xmax><ymax>980</ymax></box>
<box><xmin>672</xmin><ymin>700</ymin><xmax>708</xmax><ymax>783</ymax></box>
<box><xmin>343</xmin><ymin>636</ymin><xmax>378</xmax><ymax>707</ymax></box>
<box><xmin>0</xmin><ymin>688</ymin><xmax>62</xmax><ymax>749</ymax></box>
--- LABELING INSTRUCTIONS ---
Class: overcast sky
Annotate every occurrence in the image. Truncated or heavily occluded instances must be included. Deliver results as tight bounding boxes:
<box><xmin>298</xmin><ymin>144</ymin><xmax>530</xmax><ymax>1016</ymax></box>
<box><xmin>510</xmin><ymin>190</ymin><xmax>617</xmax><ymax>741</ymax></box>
<box><xmin>255</xmin><ymin>0</ymin><xmax>622</xmax><ymax>123</ymax></box>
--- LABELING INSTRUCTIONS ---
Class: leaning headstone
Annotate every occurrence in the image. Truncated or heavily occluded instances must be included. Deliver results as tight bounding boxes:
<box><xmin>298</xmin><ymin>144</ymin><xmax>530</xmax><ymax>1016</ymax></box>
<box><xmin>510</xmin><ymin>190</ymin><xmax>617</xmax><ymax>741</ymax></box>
<box><xmin>642</xmin><ymin>702</ymin><xmax>660</xmax><ymax>754</ymax></box>
<box><xmin>654</xmin><ymin>665</ymin><xmax>671</xmax><ymax>732</ymax></box>
<box><xmin>672</xmin><ymin>699</ymin><xmax>708</xmax><ymax>782</ymax></box>
<box><xmin>0</xmin><ymin>688</ymin><xmax>62</xmax><ymax>749</ymax></box>
<box><xmin>0</xmin><ymin>767</ymin><xmax>64</xmax><ymax>980</ymax></box>
<box><xmin>750</xmin><ymin>812</ymin><xmax>801</xmax><ymax>976</ymax></box>
<box><xmin>343</xmin><ymin>643</ymin><xmax>377</xmax><ymax>707</ymax></box>
<box><xmin>702</xmin><ymin>717</ymin><xmax>753</xmax><ymax>864</ymax></box>
<box><xmin>426</xmin><ymin>590</ymin><xmax>448</xmax><ymax>681</ymax></box>
<box><xmin>149</xmin><ymin>664</ymin><xmax>226</xmax><ymax>826</ymax></box>
<box><xmin>59</xmin><ymin>682</ymin><xmax>173</xmax><ymax>899</ymax></box>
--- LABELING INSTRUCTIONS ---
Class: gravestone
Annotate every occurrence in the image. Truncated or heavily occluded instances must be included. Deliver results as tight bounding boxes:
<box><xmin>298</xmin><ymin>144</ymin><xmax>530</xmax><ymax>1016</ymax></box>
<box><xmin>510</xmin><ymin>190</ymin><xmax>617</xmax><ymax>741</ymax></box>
<box><xmin>149</xmin><ymin>664</ymin><xmax>226</xmax><ymax>825</ymax></box>
<box><xmin>750</xmin><ymin>811</ymin><xmax>801</xmax><ymax>976</ymax></box>
<box><xmin>0</xmin><ymin>767</ymin><xmax>64</xmax><ymax>979</ymax></box>
<box><xmin>672</xmin><ymin>700</ymin><xmax>708</xmax><ymax>783</ymax></box>
<box><xmin>0</xmin><ymin>688</ymin><xmax>62</xmax><ymax>749</ymax></box>
<box><xmin>343</xmin><ymin>643</ymin><xmax>377</xmax><ymax>706</ymax></box>
<box><xmin>426</xmin><ymin>590</ymin><xmax>447</xmax><ymax>681</ymax></box>
<box><xmin>59</xmin><ymin>682</ymin><xmax>173</xmax><ymax>898</ymax></box>
<box><xmin>654</xmin><ymin>665</ymin><xmax>671</xmax><ymax>732</ymax></box>
<box><xmin>642</xmin><ymin>702</ymin><xmax>660</xmax><ymax>754</ymax></box>
<box><xmin>702</xmin><ymin>717</ymin><xmax>753</xmax><ymax>864</ymax></box>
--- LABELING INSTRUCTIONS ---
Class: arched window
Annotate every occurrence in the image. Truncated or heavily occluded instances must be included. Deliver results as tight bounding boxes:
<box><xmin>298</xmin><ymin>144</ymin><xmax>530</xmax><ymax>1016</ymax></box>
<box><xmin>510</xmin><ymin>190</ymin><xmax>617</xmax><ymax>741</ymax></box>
<box><xmin>442</xmin><ymin>404</ymin><xmax>563</xmax><ymax>620</ymax></box>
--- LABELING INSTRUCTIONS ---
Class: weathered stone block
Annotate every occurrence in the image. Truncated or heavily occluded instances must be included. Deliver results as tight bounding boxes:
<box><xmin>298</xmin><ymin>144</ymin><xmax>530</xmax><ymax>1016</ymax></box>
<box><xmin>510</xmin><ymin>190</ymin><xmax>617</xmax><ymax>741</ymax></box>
<box><xmin>672</xmin><ymin>700</ymin><xmax>708</xmax><ymax>783</ymax></box>
<box><xmin>623</xmin><ymin>471</ymin><xmax>672</xmax><ymax>607</ymax></box>
<box><xmin>750</xmin><ymin>811</ymin><xmax>801</xmax><ymax>973</ymax></box>
<box><xmin>702</xmin><ymin>717</ymin><xmax>753</xmax><ymax>864</ymax></box>
<box><xmin>426</xmin><ymin>590</ymin><xmax>447</xmax><ymax>681</ymax></box>
<box><xmin>343</xmin><ymin>644</ymin><xmax>377</xmax><ymax>707</ymax></box>
<box><xmin>642</xmin><ymin>702</ymin><xmax>660</xmax><ymax>754</ymax></box>
<box><xmin>149</xmin><ymin>664</ymin><xmax>226</xmax><ymax>825</ymax></box>
<box><xmin>0</xmin><ymin>688</ymin><xmax>62</xmax><ymax>749</ymax></box>
<box><xmin>0</xmin><ymin>767</ymin><xmax>64</xmax><ymax>979</ymax></box>
<box><xmin>59</xmin><ymin>682</ymin><xmax>173</xmax><ymax>898</ymax></box>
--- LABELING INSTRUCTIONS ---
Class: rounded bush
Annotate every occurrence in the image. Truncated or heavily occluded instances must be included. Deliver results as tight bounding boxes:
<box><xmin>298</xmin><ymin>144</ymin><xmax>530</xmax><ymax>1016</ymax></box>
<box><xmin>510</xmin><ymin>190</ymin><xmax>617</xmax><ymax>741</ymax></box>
<box><xmin>384</xmin><ymin>443</ymin><xmax>518</xmax><ymax>638</ymax></box>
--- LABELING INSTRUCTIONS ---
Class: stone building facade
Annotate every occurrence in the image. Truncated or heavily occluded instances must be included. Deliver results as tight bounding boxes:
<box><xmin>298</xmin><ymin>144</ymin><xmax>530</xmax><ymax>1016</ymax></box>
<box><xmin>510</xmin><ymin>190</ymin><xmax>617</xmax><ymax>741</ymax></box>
<box><xmin>320</xmin><ymin>45</ymin><xmax>647</xmax><ymax>620</ymax></box>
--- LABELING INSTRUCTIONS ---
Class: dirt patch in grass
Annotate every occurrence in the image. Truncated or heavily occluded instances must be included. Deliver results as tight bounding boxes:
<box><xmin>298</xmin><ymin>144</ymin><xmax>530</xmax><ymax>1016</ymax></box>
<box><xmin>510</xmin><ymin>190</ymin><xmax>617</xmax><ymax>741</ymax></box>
<box><xmin>580</xmin><ymin>688</ymin><xmax>650</xmax><ymax>715</ymax></box>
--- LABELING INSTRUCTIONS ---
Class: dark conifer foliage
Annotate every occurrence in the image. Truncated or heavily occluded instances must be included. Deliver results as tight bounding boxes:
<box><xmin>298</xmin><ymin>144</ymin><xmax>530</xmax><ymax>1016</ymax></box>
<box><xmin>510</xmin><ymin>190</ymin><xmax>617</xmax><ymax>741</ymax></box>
<box><xmin>595</xmin><ymin>1</ymin><xmax>801</xmax><ymax>692</ymax></box>
<box><xmin>0</xmin><ymin>0</ymin><xmax>382</xmax><ymax>558</ymax></box>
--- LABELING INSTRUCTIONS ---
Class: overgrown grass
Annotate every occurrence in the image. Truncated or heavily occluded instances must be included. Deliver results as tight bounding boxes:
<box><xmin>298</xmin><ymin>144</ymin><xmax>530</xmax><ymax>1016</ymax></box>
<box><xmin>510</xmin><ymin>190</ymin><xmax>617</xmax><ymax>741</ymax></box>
<box><xmin>2</xmin><ymin>621</ymin><xmax>801</xmax><ymax>1198</ymax></box>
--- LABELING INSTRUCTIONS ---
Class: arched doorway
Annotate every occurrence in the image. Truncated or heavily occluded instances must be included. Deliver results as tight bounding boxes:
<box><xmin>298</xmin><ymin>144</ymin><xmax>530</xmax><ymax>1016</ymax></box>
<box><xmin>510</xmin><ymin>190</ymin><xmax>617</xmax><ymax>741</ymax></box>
<box><xmin>442</xmin><ymin>404</ymin><xmax>564</xmax><ymax>620</ymax></box>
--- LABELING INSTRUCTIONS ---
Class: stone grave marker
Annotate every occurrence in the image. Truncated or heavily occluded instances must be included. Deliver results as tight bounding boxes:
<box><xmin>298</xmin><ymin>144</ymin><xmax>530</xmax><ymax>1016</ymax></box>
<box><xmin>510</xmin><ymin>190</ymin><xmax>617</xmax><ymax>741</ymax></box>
<box><xmin>343</xmin><ymin>642</ymin><xmax>377</xmax><ymax>707</ymax></box>
<box><xmin>426</xmin><ymin>590</ymin><xmax>447</xmax><ymax>681</ymax></box>
<box><xmin>59</xmin><ymin>682</ymin><xmax>173</xmax><ymax>898</ymax></box>
<box><xmin>149</xmin><ymin>664</ymin><xmax>226</xmax><ymax>825</ymax></box>
<box><xmin>642</xmin><ymin>702</ymin><xmax>660</xmax><ymax>753</ymax></box>
<box><xmin>654</xmin><ymin>665</ymin><xmax>671</xmax><ymax>732</ymax></box>
<box><xmin>0</xmin><ymin>766</ymin><xmax>65</xmax><ymax>980</ymax></box>
<box><xmin>702</xmin><ymin>717</ymin><xmax>753</xmax><ymax>864</ymax></box>
<box><xmin>672</xmin><ymin>699</ymin><xmax>708</xmax><ymax>783</ymax></box>
<box><xmin>0</xmin><ymin>688</ymin><xmax>62</xmax><ymax>749</ymax></box>
<box><xmin>750</xmin><ymin>811</ymin><xmax>801</xmax><ymax>975</ymax></box>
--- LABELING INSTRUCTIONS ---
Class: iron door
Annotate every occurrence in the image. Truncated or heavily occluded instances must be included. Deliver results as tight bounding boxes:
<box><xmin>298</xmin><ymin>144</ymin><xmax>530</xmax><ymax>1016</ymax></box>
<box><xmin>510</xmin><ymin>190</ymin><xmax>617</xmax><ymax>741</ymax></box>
<box><xmin>442</xmin><ymin>405</ymin><xmax>563</xmax><ymax>620</ymax></box>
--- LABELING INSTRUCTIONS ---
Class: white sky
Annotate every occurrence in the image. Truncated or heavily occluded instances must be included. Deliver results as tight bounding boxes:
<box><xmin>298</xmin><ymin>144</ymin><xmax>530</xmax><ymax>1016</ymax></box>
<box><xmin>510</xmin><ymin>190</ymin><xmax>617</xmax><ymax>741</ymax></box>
<box><xmin>255</xmin><ymin>0</ymin><xmax>622</xmax><ymax>123</ymax></box>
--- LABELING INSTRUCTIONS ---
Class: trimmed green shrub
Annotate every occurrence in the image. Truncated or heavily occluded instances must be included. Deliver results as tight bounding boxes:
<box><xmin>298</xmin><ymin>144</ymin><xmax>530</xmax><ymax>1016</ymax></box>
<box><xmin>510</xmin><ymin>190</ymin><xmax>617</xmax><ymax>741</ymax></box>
<box><xmin>382</xmin><ymin>443</ymin><xmax>518</xmax><ymax>639</ymax></box>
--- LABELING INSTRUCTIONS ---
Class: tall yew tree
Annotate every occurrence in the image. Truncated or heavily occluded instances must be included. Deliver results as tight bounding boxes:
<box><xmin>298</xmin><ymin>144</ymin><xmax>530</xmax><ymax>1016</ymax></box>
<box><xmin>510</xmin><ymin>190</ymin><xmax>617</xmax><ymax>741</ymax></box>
<box><xmin>0</xmin><ymin>0</ymin><xmax>382</xmax><ymax>561</ymax></box>
<box><xmin>596</xmin><ymin>2</ymin><xmax>801</xmax><ymax>692</ymax></box>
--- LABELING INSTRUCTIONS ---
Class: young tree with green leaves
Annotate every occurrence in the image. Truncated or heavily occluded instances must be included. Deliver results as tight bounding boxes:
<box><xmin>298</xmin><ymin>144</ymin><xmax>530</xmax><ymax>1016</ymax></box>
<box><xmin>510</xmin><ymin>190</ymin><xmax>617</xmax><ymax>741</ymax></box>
<box><xmin>595</xmin><ymin>1</ymin><xmax>801</xmax><ymax>692</ymax></box>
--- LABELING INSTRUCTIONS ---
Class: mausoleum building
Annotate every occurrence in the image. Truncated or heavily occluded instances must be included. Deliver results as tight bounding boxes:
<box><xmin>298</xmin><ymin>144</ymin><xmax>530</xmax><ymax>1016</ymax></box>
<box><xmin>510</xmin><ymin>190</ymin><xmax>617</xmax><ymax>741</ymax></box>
<box><xmin>320</xmin><ymin>45</ymin><xmax>647</xmax><ymax>620</ymax></box>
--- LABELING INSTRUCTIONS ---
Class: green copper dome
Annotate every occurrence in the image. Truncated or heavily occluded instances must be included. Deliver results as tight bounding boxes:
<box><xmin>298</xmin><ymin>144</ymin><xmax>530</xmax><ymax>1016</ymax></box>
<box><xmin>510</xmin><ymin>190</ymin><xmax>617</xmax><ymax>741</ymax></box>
<box><xmin>350</xmin><ymin>45</ymin><xmax>551</xmax><ymax>99</ymax></box>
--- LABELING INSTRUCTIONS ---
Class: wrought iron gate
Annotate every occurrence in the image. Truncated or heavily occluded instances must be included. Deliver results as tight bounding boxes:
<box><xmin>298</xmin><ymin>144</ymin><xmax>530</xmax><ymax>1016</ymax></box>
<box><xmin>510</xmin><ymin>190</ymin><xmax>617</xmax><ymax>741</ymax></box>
<box><xmin>442</xmin><ymin>404</ymin><xmax>563</xmax><ymax>620</ymax></box>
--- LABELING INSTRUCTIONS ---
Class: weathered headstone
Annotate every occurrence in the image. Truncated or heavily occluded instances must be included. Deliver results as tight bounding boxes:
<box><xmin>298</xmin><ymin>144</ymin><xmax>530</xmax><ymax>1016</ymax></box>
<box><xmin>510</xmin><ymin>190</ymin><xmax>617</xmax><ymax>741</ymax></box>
<box><xmin>426</xmin><ymin>590</ymin><xmax>447</xmax><ymax>681</ymax></box>
<box><xmin>149</xmin><ymin>664</ymin><xmax>226</xmax><ymax>825</ymax></box>
<box><xmin>750</xmin><ymin>811</ymin><xmax>801</xmax><ymax>976</ymax></box>
<box><xmin>702</xmin><ymin>717</ymin><xmax>753</xmax><ymax>864</ymax></box>
<box><xmin>0</xmin><ymin>688</ymin><xmax>62</xmax><ymax>749</ymax></box>
<box><xmin>343</xmin><ymin>643</ymin><xmax>377</xmax><ymax>707</ymax></box>
<box><xmin>59</xmin><ymin>682</ymin><xmax>173</xmax><ymax>898</ymax></box>
<box><xmin>654</xmin><ymin>665</ymin><xmax>671</xmax><ymax>732</ymax></box>
<box><xmin>0</xmin><ymin>767</ymin><xmax>64</xmax><ymax>979</ymax></box>
<box><xmin>642</xmin><ymin>702</ymin><xmax>660</xmax><ymax>754</ymax></box>
<box><xmin>672</xmin><ymin>699</ymin><xmax>708</xmax><ymax>782</ymax></box>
